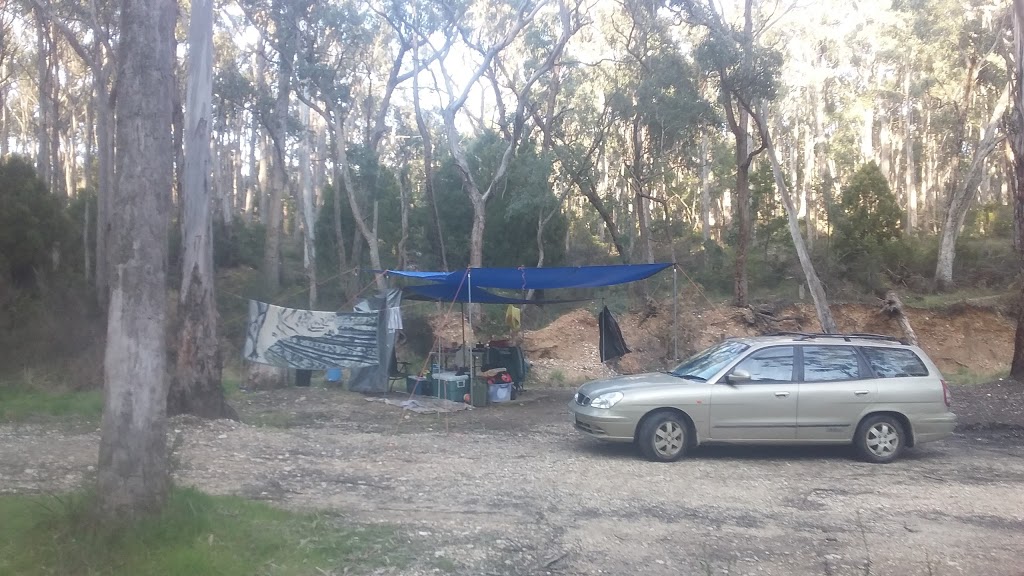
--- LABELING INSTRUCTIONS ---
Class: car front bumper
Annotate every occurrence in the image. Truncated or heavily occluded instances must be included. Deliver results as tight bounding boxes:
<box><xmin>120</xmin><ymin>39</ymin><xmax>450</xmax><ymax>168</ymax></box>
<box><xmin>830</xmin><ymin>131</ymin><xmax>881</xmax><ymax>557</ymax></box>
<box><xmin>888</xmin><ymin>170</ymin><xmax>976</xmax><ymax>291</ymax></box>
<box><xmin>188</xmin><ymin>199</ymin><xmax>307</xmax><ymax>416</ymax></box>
<box><xmin>912</xmin><ymin>412</ymin><xmax>957</xmax><ymax>444</ymax></box>
<box><xmin>568</xmin><ymin>400</ymin><xmax>637</xmax><ymax>442</ymax></box>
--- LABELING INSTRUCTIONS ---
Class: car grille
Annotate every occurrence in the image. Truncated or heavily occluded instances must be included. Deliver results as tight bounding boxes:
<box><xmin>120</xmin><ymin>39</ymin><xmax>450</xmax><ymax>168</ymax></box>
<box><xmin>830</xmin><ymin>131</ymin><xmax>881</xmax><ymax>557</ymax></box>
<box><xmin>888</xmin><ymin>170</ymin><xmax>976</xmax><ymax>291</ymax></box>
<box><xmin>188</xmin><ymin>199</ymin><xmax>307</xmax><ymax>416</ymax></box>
<box><xmin>575</xmin><ymin>392</ymin><xmax>591</xmax><ymax>406</ymax></box>
<box><xmin>575</xmin><ymin>420</ymin><xmax>605</xmax><ymax>435</ymax></box>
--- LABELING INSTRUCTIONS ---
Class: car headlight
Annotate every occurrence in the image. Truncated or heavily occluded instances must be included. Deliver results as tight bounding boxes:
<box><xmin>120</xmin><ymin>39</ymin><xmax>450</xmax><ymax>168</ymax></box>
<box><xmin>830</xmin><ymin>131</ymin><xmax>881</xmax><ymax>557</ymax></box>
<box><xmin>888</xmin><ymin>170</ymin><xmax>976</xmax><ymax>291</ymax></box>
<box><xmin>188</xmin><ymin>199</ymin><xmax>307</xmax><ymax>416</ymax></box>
<box><xmin>590</xmin><ymin>391</ymin><xmax>623</xmax><ymax>409</ymax></box>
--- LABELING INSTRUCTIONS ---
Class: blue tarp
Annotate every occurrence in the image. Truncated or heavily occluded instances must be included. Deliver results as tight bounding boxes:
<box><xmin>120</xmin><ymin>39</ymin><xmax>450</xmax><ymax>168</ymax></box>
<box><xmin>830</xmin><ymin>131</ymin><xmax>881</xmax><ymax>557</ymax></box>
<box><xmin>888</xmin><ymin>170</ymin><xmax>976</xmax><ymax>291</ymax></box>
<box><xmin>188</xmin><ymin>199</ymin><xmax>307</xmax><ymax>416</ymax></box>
<box><xmin>403</xmin><ymin>283</ymin><xmax>585</xmax><ymax>305</ymax></box>
<box><xmin>386</xmin><ymin>263</ymin><xmax>672</xmax><ymax>291</ymax></box>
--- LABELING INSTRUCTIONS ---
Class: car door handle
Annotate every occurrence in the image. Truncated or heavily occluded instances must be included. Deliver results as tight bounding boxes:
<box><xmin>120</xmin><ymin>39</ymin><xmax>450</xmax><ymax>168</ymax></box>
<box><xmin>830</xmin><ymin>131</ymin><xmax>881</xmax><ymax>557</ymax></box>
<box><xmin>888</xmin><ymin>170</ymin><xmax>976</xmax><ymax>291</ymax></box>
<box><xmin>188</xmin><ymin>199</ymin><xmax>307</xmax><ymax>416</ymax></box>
<box><xmin>854</xmin><ymin>390</ymin><xmax>870</xmax><ymax>396</ymax></box>
<box><xmin>774</xmin><ymin>391</ymin><xmax>790</xmax><ymax>398</ymax></box>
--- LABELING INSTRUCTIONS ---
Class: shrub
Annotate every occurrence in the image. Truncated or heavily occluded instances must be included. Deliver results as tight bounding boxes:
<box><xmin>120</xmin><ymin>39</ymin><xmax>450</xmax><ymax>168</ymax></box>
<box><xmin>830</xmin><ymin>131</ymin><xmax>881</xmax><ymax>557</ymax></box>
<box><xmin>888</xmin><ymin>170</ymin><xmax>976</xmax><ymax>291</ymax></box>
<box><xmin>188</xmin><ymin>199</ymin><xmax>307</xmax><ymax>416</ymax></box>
<box><xmin>0</xmin><ymin>156</ymin><xmax>71</xmax><ymax>289</ymax></box>
<box><xmin>830</xmin><ymin>162</ymin><xmax>904</xmax><ymax>290</ymax></box>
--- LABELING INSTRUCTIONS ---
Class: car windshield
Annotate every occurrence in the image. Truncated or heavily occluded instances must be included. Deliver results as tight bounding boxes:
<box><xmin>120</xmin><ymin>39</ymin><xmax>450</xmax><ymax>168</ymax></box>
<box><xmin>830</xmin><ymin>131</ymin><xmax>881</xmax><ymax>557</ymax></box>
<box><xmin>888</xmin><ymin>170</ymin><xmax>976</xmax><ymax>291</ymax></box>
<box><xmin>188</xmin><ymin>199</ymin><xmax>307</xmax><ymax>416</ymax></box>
<box><xmin>670</xmin><ymin>340</ymin><xmax>749</xmax><ymax>381</ymax></box>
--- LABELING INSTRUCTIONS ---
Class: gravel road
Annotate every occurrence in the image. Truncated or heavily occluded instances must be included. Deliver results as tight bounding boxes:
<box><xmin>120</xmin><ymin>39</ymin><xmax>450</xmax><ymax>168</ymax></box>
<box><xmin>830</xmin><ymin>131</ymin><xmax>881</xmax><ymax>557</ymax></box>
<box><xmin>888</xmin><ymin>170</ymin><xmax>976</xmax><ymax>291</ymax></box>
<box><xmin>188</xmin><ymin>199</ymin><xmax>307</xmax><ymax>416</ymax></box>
<box><xmin>2</xmin><ymin>387</ymin><xmax>1022</xmax><ymax>576</ymax></box>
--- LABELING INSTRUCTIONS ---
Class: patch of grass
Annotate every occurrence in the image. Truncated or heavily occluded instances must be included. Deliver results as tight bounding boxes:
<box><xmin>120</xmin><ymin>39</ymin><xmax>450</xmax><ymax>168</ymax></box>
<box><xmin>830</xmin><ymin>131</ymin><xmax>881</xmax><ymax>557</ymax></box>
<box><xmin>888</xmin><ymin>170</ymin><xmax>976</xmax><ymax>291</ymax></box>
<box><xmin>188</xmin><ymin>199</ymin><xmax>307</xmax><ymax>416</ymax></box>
<box><xmin>902</xmin><ymin>289</ymin><xmax>1011</xmax><ymax>310</ymax></box>
<box><xmin>221</xmin><ymin>365</ymin><xmax>244</xmax><ymax>400</ymax></box>
<box><xmin>0</xmin><ymin>375</ymin><xmax>103</xmax><ymax>423</ymax></box>
<box><xmin>0</xmin><ymin>487</ymin><xmax>410</xmax><ymax>576</ymax></box>
<box><xmin>945</xmin><ymin>366</ymin><xmax>1009</xmax><ymax>386</ymax></box>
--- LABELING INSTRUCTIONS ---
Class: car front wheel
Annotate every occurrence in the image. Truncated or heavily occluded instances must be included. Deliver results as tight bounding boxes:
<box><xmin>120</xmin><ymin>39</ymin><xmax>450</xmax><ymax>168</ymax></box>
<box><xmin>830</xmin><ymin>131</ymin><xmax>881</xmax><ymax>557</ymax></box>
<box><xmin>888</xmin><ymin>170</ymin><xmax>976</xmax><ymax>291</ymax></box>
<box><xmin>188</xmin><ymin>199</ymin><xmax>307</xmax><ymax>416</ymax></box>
<box><xmin>855</xmin><ymin>414</ymin><xmax>906</xmax><ymax>463</ymax></box>
<box><xmin>638</xmin><ymin>411</ymin><xmax>688</xmax><ymax>462</ymax></box>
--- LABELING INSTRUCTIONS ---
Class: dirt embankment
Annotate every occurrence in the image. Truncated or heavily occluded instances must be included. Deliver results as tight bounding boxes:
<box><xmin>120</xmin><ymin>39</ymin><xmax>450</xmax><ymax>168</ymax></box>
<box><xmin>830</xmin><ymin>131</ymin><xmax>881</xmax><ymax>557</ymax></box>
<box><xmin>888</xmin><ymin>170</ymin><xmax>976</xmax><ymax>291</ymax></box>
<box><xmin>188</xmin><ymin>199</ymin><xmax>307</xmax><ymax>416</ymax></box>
<box><xmin>518</xmin><ymin>300</ymin><xmax>1015</xmax><ymax>384</ymax></box>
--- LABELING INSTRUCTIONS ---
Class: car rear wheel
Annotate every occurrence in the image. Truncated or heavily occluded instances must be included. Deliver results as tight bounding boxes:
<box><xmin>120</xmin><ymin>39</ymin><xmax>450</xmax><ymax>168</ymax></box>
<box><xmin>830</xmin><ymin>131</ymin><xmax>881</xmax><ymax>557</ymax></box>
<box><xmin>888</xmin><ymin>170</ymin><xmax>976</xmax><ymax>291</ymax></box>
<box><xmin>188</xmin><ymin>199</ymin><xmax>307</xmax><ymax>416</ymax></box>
<box><xmin>638</xmin><ymin>412</ymin><xmax>688</xmax><ymax>462</ymax></box>
<box><xmin>855</xmin><ymin>414</ymin><xmax>906</xmax><ymax>463</ymax></box>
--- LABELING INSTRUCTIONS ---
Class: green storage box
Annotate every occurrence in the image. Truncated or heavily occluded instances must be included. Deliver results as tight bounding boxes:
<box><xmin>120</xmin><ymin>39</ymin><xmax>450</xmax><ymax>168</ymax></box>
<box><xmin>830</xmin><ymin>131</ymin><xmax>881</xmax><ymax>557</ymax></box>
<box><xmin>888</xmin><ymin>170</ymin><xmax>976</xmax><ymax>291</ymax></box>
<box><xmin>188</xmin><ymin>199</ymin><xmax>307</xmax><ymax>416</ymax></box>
<box><xmin>433</xmin><ymin>372</ymin><xmax>469</xmax><ymax>403</ymax></box>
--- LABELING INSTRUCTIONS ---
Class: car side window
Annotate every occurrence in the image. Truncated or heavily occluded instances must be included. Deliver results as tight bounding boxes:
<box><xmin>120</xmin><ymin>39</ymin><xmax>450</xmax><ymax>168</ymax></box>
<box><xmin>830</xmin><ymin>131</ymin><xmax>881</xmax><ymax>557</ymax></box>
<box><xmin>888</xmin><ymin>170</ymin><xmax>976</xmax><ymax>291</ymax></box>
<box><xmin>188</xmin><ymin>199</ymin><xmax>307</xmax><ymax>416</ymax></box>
<box><xmin>801</xmin><ymin>346</ymin><xmax>862</xmax><ymax>382</ymax></box>
<box><xmin>732</xmin><ymin>346</ymin><xmax>794</xmax><ymax>383</ymax></box>
<box><xmin>861</xmin><ymin>347</ymin><xmax>929</xmax><ymax>378</ymax></box>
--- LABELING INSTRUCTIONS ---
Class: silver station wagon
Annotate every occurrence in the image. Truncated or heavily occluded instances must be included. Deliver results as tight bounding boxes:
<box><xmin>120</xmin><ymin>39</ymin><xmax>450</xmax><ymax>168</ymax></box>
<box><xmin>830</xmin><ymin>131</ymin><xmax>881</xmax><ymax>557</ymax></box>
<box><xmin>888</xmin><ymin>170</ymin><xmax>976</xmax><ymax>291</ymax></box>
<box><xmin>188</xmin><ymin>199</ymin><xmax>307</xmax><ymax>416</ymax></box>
<box><xmin>569</xmin><ymin>332</ymin><xmax>957</xmax><ymax>463</ymax></box>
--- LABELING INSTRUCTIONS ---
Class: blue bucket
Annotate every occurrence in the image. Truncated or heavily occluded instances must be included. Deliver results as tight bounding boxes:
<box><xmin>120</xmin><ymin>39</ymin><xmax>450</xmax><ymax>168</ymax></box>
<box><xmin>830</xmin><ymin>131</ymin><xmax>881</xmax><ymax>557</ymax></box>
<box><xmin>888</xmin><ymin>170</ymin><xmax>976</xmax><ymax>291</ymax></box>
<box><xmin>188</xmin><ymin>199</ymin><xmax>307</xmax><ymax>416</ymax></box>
<box><xmin>325</xmin><ymin>368</ymin><xmax>342</xmax><ymax>382</ymax></box>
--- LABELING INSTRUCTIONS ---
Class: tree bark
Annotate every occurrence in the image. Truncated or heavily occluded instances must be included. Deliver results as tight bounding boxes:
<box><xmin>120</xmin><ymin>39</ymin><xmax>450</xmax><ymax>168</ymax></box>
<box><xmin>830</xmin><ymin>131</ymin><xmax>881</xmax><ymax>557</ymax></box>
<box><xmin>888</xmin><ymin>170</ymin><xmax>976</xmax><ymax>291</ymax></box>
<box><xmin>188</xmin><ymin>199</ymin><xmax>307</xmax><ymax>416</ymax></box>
<box><xmin>169</xmin><ymin>0</ymin><xmax>234</xmax><ymax>421</ymax></box>
<box><xmin>803</xmin><ymin>111</ymin><xmax>815</xmax><ymax>246</ymax></box>
<box><xmin>262</xmin><ymin>6</ymin><xmax>296</xmax><ymax>296</ymax></box>
<box><xmin>298</xmin><ymin>100</ymin><xmax>317</xmax><ymax>307</ymax></box>
<box><xmin>95</xmin><ymin>80</ymin><xmax>114</xmax><ymax>303</ymax></box>
<box><xmin>412</xmin><ymin>31</ymin><xmax>446</xmax><ymax>270</ymax></box>
<box><xmin>327</xmin><ymin>115</ymin><xmax>349</xmax><ymax>290</ymax></box>
<box><xmin>630</xmin><ymin>115</ymin><xmax>655</xmax><ymax>264</ymax></box>
<box><xmin>1009</xmin><ymin>0</ymin><xmax>1024</xmax><ymax>381</ymax></box>
<box><xmin>904</xmin><ymin>63</ymin><xmax>918</xmax><ymax>233</ymax></box>
<box><xmin>935</xmin><ymin>83</ymin><xmax>1010</xmax><ymax>290</ymax></box>
<box><xmin>753</xmin><ymin>103</ymin><xmax>837</xmax><ymax>333</ymax></box>
<box><xmin>398</xmin><ymin>170</ymin><xmax>410</xmax><ymax>270</ymax></box>
<box><xmin>334</xmin><ymin>107</ymin><xmax>385</xmax><ymax>289</ymax></box>
<box><xmin>727</xmin><ymin>0</ymin><xmax>756</xmax><ymax>308</ymax></box>
<box><xmin>34</xmin><ymin>10</ymin><xmax>52</xmax><ymax>191</ymax></box>
<box><xmin>98</xmin><ymin>0</ymin><xmax>176</xmax><ymax>520</ymax></box>
<box><xmin>700</xmin><ymin>131</ymin><xmax>711</xmax><ymax>242</ymax></box>
<box><xmin>579</xmin><ymin>178</ymin><xmax>628</xmax><ymax>263</ymax></box>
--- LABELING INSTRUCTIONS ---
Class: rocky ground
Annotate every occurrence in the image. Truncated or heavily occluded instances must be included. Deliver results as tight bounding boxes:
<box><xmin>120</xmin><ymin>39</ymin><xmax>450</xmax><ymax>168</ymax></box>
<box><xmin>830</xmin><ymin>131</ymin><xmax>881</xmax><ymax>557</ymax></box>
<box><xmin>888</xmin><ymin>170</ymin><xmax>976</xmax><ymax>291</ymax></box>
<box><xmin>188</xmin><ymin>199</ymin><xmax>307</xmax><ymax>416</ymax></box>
<box><xmin>1</xmin><ymin>382</ymin><xmax>1023</xmax><ymax>576</ymax></box>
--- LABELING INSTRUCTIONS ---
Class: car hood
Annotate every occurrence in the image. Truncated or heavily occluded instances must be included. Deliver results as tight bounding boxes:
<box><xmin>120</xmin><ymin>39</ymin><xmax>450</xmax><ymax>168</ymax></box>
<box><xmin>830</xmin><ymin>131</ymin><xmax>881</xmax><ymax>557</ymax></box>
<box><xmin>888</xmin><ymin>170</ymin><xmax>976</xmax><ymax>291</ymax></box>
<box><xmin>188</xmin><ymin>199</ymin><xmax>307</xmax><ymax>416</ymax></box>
<box><xmin>576</xmin><ymin>372</ymin><xmax>687</xmax><ymax>398</ymax></box>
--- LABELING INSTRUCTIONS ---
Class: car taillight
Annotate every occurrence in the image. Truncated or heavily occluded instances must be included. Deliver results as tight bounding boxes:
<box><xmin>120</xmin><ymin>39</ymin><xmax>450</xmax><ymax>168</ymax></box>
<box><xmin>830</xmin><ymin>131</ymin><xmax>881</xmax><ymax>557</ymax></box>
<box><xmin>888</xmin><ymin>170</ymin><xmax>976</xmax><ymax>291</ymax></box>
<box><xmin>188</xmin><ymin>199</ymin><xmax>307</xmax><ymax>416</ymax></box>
<box><xmin>941</xmin><ymin>379</ymin><xmax>952</xmax><ymax>407</ymax></box>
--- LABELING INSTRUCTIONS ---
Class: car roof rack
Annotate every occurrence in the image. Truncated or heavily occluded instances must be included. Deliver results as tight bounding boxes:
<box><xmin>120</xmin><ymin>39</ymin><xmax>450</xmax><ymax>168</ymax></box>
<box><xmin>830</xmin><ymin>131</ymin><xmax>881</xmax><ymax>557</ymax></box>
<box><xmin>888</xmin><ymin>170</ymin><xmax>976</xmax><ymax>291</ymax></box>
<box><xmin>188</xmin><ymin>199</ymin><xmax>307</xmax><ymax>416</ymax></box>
<box><xmin>767</xmin><ymin>331</ymin><xmax>905</xmax><ymax>344</ymax></box>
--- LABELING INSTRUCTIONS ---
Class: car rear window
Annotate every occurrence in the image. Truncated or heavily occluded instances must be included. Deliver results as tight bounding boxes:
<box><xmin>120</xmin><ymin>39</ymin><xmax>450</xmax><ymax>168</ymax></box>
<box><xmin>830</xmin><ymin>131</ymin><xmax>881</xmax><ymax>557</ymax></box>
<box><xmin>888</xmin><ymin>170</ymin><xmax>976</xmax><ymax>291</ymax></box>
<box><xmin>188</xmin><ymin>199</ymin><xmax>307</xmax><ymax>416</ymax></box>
<box><xmin>801</xmin><ymin>346</ymin><xmax>862</xmax><ymax>382</ymax></box>
<box><xmin>861</xmin><ymin>346</ymin><xmax>929</xmax><ymax>378</ymax></box>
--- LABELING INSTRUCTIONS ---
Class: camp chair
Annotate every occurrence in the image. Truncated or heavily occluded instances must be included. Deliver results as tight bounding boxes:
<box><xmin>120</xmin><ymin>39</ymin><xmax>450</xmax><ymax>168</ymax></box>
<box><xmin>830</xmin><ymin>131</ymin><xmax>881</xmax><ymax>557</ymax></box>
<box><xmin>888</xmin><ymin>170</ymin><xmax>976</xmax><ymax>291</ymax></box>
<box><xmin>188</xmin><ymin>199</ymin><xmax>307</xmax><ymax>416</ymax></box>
<box><xmin>386</xmin><ymin>349</ymin><xmax>409</xmax><ymax>393</ymax></box>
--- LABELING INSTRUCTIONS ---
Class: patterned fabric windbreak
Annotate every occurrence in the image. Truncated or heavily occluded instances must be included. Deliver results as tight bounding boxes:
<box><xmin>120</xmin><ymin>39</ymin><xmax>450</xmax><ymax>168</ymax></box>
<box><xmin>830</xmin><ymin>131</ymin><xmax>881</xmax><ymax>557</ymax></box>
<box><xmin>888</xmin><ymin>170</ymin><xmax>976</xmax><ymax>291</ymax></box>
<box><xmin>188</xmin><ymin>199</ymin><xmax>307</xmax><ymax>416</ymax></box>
<box><xmin>243</xmin><ymin>300</ymin><xmax>381</xmax><ymax>370</ymax></box>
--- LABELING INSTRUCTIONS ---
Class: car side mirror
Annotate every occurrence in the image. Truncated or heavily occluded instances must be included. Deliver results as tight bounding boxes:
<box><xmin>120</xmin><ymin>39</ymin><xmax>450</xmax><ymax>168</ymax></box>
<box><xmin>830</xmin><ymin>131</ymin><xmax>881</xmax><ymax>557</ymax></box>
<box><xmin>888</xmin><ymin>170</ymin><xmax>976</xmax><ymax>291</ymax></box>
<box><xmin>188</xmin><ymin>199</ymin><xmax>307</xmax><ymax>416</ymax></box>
<box><xmin>726</xmin><ymin>369</ymin><xmax>752</xmax><ymax>385</ymax></box>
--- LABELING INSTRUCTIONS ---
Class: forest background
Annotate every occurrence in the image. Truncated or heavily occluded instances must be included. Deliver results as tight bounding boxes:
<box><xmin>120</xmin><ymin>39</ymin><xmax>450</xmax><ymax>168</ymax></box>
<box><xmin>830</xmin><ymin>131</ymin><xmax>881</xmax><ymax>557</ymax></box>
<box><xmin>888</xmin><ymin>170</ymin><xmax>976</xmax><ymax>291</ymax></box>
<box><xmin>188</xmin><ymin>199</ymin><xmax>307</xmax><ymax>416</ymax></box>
<box><xmin>0</xmin><ymin>0</ymin><xmax>1022</xmax><ymax>518</ymax></box>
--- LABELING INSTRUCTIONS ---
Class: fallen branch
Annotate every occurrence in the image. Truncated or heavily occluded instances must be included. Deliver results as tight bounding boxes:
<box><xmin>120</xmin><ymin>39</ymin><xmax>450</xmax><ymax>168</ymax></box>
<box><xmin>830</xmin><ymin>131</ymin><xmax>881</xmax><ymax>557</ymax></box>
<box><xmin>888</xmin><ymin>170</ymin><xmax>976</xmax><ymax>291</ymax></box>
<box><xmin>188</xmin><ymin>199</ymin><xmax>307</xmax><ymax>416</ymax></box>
<box><xmin>880</xmin><ymin>290</ymin><xmax>918</xmax><ymax>345</ymax></box>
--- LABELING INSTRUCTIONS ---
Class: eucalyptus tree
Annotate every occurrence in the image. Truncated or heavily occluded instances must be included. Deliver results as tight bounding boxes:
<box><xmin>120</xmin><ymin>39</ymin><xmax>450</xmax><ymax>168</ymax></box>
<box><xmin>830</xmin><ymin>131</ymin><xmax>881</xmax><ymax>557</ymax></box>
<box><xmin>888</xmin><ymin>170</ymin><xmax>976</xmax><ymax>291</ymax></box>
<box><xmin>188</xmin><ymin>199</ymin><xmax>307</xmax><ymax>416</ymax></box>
<box><xmin>210</xmin><ymin>24</ymin><xmax>261</xmax><ymax>223</ymax></box>
<box><xmin>934</xmin><ymin>78</ymin><xmax>1011</xmax><ymax>290</ymax></box>
<box><xmin>552</xmin><ymin>97</ymin><xmax>631</xmax><ymax>262</ymax></box>
<box><xmin>482</xmin><ymin>0</ymin><xmax>588</xmax><ymax>272</ymax></box>
<box><xmin>238</xmin><ymin>0</ymin><xmax>313</xmax><ymax>295</ymax></box>
<box><xmin>169</xmin><ymin>0</ymin><xmax>234</xmax><ymax>420</ymax></box>
<box><xmin>603</xmin><ymin>0</ymin><xmax>709</xmax><ymax>265</ymax></box>
<box><xmin>1010</xmin><ymin>0</ymin><xmax>1024</xmax><ymax>380</ymax></box>
<box><xmin>98</xmin><ymin>0</ymin><xmax>176</xmax><ymax>519</ymax></box>
<box><xmin>410</xmin><ymin>5</ymin><xmax>449</xmax><ymax>269</ymax></box>
<box><xmin>0</xmin><ymin>5</ymin><xmax>15</xmax><ymax>157</ymax></box>
<box><xmin>434</xmin><ymin>0</ymin><xmax>578</xmax><ymax>270</ymax></box>
<box><xmin>675</xmin><ymin>0</ymin><xmax>774</xmax><ymax>307</ymax></box>
<box><xmin>294</xmin><ymin>0</ymin><xmax>413</xmax><ymax>290</ymax></box>
<box><xmin>28</xmin><ymin>0</ymin><xmax>117</xmax><ymax>303</ymax></box>
<box><xmin>677</xmin><ymin>0</ymin><xmax>837</xmax><ymax>332</ymax></box>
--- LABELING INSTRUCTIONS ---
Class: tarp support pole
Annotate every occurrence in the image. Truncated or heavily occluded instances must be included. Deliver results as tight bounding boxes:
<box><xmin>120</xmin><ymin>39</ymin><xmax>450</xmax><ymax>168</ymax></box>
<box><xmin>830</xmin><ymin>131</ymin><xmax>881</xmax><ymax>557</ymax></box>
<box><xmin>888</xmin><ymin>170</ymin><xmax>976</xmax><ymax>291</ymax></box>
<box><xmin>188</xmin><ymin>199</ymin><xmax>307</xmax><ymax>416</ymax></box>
<box><xmin>673</xmin><ymin>265</ymin><xmax>679</xmax><ymax>361</ymax></box>
<box><xmin>468</xmin><ymin>269</ymin><xmax>474</xmax><ymax>384</ymax></box>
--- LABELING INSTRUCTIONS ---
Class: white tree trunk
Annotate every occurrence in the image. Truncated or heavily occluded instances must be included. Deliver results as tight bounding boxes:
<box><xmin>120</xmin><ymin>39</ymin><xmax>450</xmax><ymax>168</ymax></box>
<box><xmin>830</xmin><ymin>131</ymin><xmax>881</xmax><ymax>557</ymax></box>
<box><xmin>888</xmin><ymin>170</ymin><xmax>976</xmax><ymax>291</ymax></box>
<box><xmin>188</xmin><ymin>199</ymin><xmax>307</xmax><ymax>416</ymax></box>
<box><xmin>169</xmin><ymin>0</ymin><xmax>232</xmax><ymax>420</ymax></box>
<box><xmin>398</xmin><ymin>173</ymin><xmax>410</xmax><ymax>269</ymax></box>
<box><xmin>262</xmin><ymin>17</ymin><xmax>293</xmax><ymax>295</ymax></box>
<box><xmin>34</xmin><ymin>11</ymin><xmax>52</xmax><ymax>191</ymax></box>
<box><xmin>935</xmin><ymin>83</ymin><xmax>1010</xmax><ymax>290</ymax></box>
<box><xmin>334</xmin><ymin>107</ymin><xmax>384</xmax><ymax>289</ymax></box>
<box><xmin>700</xmin><ymin>131</ymin><xmax>711</xmax><ymax>241</ymax></box>
<box><xmin>98</xmin><ymin>0</ymin><xmax>176</xmax><ymax>519</ymax></box>
<box><xmin>754</xmin><ymin>104</ymin><xmax>837</xmax><ymax>333</ymax></box>
<box><xmin>95</xmin><ymin>85</ymin><xmax>114</xmax><ymax>303</ymax></box>
<box><xmin>904</xmin><ymin>64</ymin><xmax>917</xmax><ymax>232</ymax></box>
<box><xmin>298</xmin><ymin>100</ymin><xmax>317</xmax><ymax>307</ymax></box>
